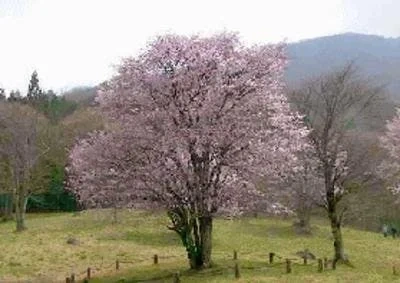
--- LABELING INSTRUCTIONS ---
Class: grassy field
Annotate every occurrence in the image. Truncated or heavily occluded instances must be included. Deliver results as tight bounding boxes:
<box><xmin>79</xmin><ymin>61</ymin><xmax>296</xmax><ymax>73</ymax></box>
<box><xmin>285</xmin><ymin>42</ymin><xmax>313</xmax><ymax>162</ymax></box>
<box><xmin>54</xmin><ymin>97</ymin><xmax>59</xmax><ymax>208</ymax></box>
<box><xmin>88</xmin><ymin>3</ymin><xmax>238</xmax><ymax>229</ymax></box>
<box><xmin>0</xmin><ymin>210</ymin><xmax>400</xmax><ymax>282</ymax></box>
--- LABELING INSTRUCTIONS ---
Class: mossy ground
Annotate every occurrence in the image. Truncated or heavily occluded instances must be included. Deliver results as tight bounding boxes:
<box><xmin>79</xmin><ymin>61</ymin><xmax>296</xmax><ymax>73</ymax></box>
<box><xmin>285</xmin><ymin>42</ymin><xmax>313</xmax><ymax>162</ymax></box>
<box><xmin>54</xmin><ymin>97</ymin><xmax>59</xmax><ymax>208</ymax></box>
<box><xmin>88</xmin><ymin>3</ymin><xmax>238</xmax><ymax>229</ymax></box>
<box><xmin>0</xmin><ymin>210</ymin><xmax>399</xmax><ymax>282</ymax></box>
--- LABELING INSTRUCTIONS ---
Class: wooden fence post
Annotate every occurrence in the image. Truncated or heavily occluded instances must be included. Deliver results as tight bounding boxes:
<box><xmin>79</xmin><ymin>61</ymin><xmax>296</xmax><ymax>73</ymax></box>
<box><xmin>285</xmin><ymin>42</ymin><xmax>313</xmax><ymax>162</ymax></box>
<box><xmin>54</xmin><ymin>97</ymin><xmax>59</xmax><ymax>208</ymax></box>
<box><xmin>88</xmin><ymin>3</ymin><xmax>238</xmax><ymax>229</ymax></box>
<box><xmin>153</xmin><ymin>254</ymin><xmax>159</xmax><ymax>264</ymax></box>
<box><xmin>303</xmin><ymin>257</ymin><xmax>307</xmax><ymax>265</ymax></box>
<box><xmin>174</xmin><ymin>272</ymin><xmax>181</xmax><ymax>283</ymax></box>
<box><xmin>233</xmin><ymin>250</ymin><xmax>238</xmax><ymax>260</ymax></box>
<box><xmin>324</xmin><ymin>257</ymin><xmax>328</xmax><ymax>269</ymax></box>
<box><xmin>87</xmin><ymin>267</ymin><xmax>91</xmax><ymax>279</ymax></box>
<box><xmin>318</xmin><ymin>259</ymin><xmax>324</xmax><ymax>272</ymax></box>
<box><xmin>286</xmin><ymin>259</ymin><xmax>292</xmax><ymax>273</ymax></box>
<box><xmin>70</xmin><ymin>273</ymin><xmax>75</xmax><ymax>283</ymax></box>
<box><xmin>234</xmin><ymin>262</ymin><xmax>240</xmax><ymax>278</ymax></box>
<box><xmin>116</xmin><ymin>259</ymin><xmax>120</xmax><ymax>270</ymax></box>
<box><xmin>269</xmin><ymin>252</ymin><xmax>275</xmax><ymax>264</ymax></box>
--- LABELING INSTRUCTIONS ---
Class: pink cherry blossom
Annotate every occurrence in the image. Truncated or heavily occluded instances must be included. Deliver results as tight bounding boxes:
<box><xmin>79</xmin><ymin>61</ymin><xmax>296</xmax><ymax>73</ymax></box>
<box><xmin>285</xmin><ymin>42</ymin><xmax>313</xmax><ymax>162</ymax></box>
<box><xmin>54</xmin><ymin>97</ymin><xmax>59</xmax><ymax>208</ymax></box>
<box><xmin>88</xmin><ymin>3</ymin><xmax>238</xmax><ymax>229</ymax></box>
<box><xmin>66</xmin><ymin>33</ymin><xmax>309</xmax><ymax>269</ymax></box>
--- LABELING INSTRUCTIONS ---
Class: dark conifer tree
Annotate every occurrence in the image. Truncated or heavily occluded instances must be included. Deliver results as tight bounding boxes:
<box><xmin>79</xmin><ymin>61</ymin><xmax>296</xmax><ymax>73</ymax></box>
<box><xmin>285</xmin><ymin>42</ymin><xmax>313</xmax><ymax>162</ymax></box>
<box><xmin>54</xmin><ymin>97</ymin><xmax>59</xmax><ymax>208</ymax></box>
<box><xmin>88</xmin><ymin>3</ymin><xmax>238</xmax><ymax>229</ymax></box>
<box><xmin>27</xmin><ymin>71</ymin><xmax>44</xmax><ymax>102</ymax></box>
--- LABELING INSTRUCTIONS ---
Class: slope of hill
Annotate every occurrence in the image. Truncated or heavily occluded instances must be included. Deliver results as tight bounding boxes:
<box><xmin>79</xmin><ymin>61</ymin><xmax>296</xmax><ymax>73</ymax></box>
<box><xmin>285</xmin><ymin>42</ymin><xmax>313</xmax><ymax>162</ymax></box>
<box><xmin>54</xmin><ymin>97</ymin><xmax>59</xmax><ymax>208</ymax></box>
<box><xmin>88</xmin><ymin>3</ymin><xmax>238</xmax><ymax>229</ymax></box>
<box><xmin>0</xmin><ymin>210</ymin><xmax>399</xmax><ymax>282</ymax></box>
<box><xmin>286</xmin><ymin>33</ymin><xmax>400</xmax><ymax>100</ymax></box>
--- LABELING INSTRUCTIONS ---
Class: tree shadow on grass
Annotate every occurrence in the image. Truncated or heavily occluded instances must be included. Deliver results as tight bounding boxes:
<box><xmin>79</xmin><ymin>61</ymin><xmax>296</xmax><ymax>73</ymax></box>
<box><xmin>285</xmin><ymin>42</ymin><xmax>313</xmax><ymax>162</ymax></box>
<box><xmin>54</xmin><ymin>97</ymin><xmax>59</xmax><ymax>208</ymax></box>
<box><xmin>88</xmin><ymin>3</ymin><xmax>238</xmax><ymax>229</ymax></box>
<box><xmin>122</xmin><ymin>230</ymin><xmax>181</xmax><ymax>247</ymax></box>
<box><xmin>121</xmin><ymin>273</ymin><xmax>175</xmax><ymax>282</ymax></box>
<box><xmin>121</xmin><ymin>265</ymin><xmax>231</xmax><ymax>283</ymax></box>
<box><xmin>118</xmin><ymin>260</ymin><xmax>298</xmax><ymax>282</ymax></box>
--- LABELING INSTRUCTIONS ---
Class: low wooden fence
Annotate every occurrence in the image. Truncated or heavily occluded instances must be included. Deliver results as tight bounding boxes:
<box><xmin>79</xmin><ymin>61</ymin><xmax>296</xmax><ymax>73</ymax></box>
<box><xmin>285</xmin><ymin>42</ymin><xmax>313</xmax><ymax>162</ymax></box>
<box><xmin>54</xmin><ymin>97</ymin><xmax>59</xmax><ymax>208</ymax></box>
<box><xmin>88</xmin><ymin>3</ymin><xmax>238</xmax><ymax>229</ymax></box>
<box><xmin>62</xmin><ymin>250</ymin><xmax>398</xmax><ymax>282</ymax></box>
<box><xmin>64</xmin><ymin>254</ymin><xmax>183</xmax><ymax>283</ymax></box>
<box><xmin>61</xmin><ymin>249</ymin><xmax>346</xmax><ymax>283</ymax></box>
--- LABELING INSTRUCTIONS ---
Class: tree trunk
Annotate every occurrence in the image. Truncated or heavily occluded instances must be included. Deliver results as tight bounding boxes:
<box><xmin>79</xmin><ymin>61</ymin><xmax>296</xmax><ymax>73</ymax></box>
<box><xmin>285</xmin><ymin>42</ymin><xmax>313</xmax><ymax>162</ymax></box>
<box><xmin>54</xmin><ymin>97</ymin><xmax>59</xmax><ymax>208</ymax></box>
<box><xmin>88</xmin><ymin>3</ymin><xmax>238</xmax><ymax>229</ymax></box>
<box><xmin>329</xmin><ymin>211</ymin><xmax>345</xmax><ymax>263</ymax></box>
<box><xmin>295</xmin><ymin>207</ymin><xmax>312</xmax><ymax>234</ymax></box>
<box><xmin>187</xmin><ymin>216</ymin><xmax>213</xmax><ymax>269</ymax></box>
<box><xmin>168</xmin><ymin>209</ymin><xmax>213</xmax><ymax>270</ymax></box>
<box><xmin>199</xmin><ymin>216</ymin><xmax>212</xmax><ymax>268</ymax></box>
<box><xmin>15</xmin><ymin>190</ymin><xmax>27</xmax><ymax>232</ymax></box>
<box><xmin>299</xmin><ymin>217</ymin><xmax>311</xmax><ymax>231</ymax></box>
<box><xmin>327</xmin><ymin>192</ymin><xmax>345</xmax><ymax>264</ymax></box>
<box><xmin>188</xmin><ymin>245</ymin><xmax>202</xmax><ymax>269</ymax></box>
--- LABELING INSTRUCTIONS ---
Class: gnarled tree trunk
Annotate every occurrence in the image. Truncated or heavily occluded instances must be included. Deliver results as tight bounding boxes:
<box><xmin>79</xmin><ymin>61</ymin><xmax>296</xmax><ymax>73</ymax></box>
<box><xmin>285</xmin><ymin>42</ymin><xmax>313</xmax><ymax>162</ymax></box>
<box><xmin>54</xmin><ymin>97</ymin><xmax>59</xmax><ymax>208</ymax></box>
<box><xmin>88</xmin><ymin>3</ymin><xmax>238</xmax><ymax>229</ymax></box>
<box><xmin>199</xmin><ymin>216</ymin><xmax>212</xmax><ymax>268</ymax></box>
<box><xmin>186</xmin><ymin>216</ymin><xmax>213</xmax><ymax>269</ymax></box>
<box><xmin>327</xmin><ymin>187</ymin><xmax>345</xmax><ymax>264</ymax></box>
<box><xmin>168</xmin><ymin>208</ymin><xmax>213</xmax><ymax>269</ymax></box>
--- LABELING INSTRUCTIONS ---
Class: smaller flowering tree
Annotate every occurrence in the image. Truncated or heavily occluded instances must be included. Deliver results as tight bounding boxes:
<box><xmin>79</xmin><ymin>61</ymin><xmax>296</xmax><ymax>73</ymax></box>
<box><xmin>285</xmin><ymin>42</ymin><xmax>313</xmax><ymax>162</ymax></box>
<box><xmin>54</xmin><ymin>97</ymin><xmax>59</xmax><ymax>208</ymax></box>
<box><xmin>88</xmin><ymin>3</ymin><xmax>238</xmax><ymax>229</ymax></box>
<box><xmin>380</xmin><ymin>108</ymin><xmax>400</xmax><ymax>194</ymax></box>
<box><xmin>67</xmin><ymin>33</ymin><xmax>309</xmax><ymax>269</ymax></box>
<box><xmin>282</xmin><ymin>149</ymin><xmax>324</xmax><ymax>233</ymax></box>
<box><xmin>259</xmin><ymin>142</ymin><xmax>324</xmax><ymax>234</ymax></box>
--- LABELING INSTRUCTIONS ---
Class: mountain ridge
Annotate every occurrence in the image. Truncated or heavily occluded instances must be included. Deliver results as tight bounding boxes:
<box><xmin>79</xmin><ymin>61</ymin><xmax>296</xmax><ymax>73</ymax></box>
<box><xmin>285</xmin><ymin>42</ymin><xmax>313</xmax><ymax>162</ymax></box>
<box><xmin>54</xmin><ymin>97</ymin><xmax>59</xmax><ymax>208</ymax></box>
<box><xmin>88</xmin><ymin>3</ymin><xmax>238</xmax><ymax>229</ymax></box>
<box><xmin>286</xmin><ymin>32</ymin><xmax>400</xmax><ymax>100</ymax></box>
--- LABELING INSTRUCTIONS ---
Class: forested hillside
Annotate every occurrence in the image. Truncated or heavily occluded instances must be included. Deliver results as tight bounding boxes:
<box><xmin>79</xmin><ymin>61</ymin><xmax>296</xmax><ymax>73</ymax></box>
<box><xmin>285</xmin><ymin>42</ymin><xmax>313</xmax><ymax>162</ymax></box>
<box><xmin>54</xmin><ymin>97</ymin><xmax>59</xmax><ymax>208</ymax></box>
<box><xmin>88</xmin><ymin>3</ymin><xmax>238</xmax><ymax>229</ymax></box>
<box><xmin>287</xmin><ymin>33</ymin><xmax>400</xmax><ymax>101</ymax></box>
<box><xmin>0</xmin><ymin>73</ymin><xmax>100</xmax><ymax>222</ymax></box>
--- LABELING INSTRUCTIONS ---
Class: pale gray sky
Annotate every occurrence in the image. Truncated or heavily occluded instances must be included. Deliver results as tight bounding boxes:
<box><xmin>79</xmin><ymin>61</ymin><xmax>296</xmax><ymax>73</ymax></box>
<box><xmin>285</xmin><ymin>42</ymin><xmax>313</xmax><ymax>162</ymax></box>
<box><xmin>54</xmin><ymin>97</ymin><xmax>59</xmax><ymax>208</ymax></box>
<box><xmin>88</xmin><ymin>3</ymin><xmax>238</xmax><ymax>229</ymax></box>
<box><xmin>0</xmin><ymin>0</ymin><xmax>398</xmax><ymax>92</ymax></box>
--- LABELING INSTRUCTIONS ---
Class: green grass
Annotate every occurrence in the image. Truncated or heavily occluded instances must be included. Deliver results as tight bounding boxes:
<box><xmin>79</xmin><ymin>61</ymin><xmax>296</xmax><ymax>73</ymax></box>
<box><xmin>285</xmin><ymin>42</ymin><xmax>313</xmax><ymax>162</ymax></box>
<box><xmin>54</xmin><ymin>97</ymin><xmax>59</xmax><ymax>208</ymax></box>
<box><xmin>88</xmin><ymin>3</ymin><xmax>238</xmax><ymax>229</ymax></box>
<box><xmin>1</xmin><ymin>210</ymin><xmax>400</xmax><ymax>282</ymax></box>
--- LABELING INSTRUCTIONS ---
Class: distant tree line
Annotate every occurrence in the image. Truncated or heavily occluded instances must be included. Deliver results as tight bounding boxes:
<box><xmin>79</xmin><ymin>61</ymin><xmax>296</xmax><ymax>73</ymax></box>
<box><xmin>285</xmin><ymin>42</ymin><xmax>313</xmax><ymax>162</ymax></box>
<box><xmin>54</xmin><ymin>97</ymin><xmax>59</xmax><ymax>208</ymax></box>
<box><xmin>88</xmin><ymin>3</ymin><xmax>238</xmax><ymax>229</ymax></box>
<box><xmin>0</xmin><ymin>71</ymin><xmax>102</xmax><ymax>230</ymax></box>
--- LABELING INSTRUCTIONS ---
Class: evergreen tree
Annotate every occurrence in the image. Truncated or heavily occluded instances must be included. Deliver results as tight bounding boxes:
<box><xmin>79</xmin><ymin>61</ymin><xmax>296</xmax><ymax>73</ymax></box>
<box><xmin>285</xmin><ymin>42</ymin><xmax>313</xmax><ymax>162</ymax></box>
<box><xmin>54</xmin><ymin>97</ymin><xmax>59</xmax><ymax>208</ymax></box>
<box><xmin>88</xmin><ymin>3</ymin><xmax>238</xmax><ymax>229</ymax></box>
<box><xmin>27</xmin><ymin>71</ymin><xmax>44</xmax><ymax>102</ymax></box>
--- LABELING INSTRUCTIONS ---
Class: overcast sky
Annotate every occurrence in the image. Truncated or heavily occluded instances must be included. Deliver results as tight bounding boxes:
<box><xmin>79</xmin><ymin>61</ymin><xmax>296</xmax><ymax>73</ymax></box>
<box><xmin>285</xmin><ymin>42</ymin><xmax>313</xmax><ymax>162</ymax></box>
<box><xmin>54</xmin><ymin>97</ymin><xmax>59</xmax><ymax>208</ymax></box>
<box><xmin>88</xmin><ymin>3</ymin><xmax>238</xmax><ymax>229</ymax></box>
<box><xmin>0</xmin><ymin>0</ymin><xmax>398</xmax><ymax>92</ymax></box>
